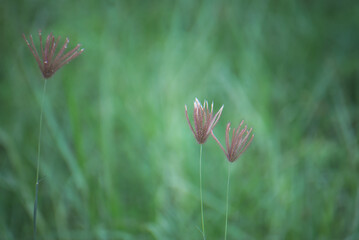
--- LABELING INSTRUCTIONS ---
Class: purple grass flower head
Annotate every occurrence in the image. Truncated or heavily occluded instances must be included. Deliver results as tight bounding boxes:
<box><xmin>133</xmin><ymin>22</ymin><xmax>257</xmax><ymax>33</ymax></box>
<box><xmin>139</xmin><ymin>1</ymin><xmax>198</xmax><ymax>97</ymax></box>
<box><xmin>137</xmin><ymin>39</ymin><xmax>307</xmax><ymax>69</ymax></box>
<box><xmin>185</xmin><ymin>98</ymin><xmax>224</xmax><ymax>144</ymax></box>
<box><xmin>23</xmin><ymin>30</ymin><xmax>84</xmax><ymax>79</ymax></box>
<box><xmin>212</xmin><ymin>121</ymin><xmax>254</xmax><ymax>162</ymax></box>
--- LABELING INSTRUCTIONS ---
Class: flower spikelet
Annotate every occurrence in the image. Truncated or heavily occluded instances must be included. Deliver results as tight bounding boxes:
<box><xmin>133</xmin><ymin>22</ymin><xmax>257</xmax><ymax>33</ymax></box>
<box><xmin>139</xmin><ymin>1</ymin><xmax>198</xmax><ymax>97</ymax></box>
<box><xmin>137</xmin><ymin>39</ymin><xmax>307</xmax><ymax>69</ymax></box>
<box><xmin>212</xmin><ymin>121</ymin><xmax>254</xmax><ymax>162</ymax></box>
<box><xmin>23</xmin><ymin>30</ymin><xmax>84</xmax><ymax>79</ymax></box>
<box><xmin>185</xmin><ymin>98</ymin><xmax>224</xmax><ymax>144</ymax></box>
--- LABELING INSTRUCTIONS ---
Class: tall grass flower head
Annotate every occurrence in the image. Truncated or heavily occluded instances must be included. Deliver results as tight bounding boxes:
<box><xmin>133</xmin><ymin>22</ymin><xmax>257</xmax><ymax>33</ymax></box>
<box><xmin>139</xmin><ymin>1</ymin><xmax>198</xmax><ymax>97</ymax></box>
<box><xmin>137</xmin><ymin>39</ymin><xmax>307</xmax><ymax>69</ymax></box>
<box><xmin>185</xmin><ymin>98</ymin><xmax>224</xmax><ymax>144</ymax></box>
<box><xmin>23</xmin><ymin>30</ymin><xmax>84</xmax><ymax>79</ymax></box>
<box><xmin>212</xmin><ymin>121</ymin><xmax>254</xmax><ymax>162</ymax></box>
<box><xmin>23</xmin><ymin>30</ymin><xmax>83</xmax><ymax>240</ymax></box>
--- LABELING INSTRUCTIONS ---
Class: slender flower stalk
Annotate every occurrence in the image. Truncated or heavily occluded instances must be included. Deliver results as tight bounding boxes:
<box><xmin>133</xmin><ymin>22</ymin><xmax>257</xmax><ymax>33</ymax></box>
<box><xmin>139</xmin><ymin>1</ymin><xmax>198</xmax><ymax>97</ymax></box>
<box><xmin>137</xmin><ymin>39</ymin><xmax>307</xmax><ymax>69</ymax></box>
<box><xmin>199</xmin><ymin>144</ymin><xmax>205</xmax><ymax>239</ymax></box>
<box><xmin>23</xmin><ymin>30</ymin><xmax>83</xmax><ymax>240</ymax></box>
<box><xmin>211</xmin><ymin>121</ymin><xmax>254</xmax><ymax>240</ymax></box>
<box><xmin>185</xmin><ymin>98</ymin><xmax>223</xmax><ymax>240</ymax></box>
<box><xmin>33</xmin><ymin>79</ymin><xmax>47</xmax><ymax>240</ymax></box>
<box><xmin>224</xmin><ymin>160</ymin><xmax>231</xmax><ymax>240</ymax></box>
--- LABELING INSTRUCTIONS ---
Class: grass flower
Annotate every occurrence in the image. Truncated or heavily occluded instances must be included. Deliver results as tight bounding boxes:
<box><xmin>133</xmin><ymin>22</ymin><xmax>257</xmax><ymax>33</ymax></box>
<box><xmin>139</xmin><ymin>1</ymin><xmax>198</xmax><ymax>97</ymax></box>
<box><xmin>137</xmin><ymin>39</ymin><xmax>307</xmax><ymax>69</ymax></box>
<box><xmin>211</xmin><ymin>120</ymin><xmax>254</xmax><ymax>240</ymax></box>
<box><xmin>23</xmin><ymin>30</ymin><xmax>83</xmax><ymax>240</ymax></box>
<box><xmin>185</xmin><ymin>98</ymin><xmax>224</xmax><ymax>144</ymax></box>
<box><xmin>212</xmin><ymin>121</ymin><xmax>254</xmax><ymax>162</ymax></box>
<box><xmin>23</xmin><ymin>30</ymin><xmax>84</xmax><ymax>79</ymax></box>
<box><xmin>185</xmin><ymin>98</ymin><xmax>223</xmax><ymax>240</ymax></box>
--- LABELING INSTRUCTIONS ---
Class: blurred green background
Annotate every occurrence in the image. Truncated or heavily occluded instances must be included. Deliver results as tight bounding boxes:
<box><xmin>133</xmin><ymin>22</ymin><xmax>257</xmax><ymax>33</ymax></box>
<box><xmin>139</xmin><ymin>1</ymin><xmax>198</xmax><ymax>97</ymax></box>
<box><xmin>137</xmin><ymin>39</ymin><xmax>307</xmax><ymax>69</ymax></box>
<box><xmin>1</xmin><ymin>0</ymin><xmax>359</xmax><ymax>239</ymax></box>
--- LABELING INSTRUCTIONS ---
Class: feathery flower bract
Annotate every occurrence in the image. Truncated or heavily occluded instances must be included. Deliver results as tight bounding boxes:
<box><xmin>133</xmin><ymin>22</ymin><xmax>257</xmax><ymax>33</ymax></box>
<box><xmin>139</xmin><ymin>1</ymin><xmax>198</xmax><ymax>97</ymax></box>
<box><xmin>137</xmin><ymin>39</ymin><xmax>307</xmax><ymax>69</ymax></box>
<box><xmin>212</xmin><ymin>121</ymin><xmax>254</xmax><ymax>162</ymax></box>
<box><xmin>23</xmin><ymin>30</ymin><xmax>84</xmax><ymax>79</ymax></box>
<box><xmin>185</xmin><ymin>98</ymin><xmax>224</xmax><ymax>144</ymax></box>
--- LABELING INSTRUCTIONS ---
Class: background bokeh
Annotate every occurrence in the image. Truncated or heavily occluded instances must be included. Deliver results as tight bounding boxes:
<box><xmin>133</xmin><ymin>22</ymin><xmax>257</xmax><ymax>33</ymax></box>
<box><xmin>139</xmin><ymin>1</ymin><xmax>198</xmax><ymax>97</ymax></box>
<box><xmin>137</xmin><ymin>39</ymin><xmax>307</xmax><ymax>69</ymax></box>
<box><xmin>1</xmin><ymin>0</ymin><xmax>359</xmax><ymax>239</ymax></box>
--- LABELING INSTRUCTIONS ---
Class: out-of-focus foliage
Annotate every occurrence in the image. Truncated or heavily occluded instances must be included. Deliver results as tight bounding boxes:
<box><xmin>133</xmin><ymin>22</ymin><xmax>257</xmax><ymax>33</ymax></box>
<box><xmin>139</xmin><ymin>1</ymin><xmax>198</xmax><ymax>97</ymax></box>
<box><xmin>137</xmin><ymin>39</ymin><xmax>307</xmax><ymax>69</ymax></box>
<box><xmin>1</xmin><ymin>0</ymin><xmax>359</xmax><ymax>239</ymax></box>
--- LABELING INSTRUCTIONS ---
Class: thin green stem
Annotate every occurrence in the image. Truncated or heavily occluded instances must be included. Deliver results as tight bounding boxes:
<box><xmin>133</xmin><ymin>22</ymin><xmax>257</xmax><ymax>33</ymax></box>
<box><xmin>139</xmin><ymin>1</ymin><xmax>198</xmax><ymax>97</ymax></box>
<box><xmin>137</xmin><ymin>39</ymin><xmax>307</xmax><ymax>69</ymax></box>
<box><xmin>199</xmin><ymin>144</ymin><xmax>206</xmax><ymax>240</ymax></box>
<box><xmin>34</xmin><ymin>79</ymin><xmax>47</xmax><ymax>240</ymax></box>
<box><xmin>224</xmin><ymin>161</ymin><xmax>231</xmax><ymax>240</ymax></box>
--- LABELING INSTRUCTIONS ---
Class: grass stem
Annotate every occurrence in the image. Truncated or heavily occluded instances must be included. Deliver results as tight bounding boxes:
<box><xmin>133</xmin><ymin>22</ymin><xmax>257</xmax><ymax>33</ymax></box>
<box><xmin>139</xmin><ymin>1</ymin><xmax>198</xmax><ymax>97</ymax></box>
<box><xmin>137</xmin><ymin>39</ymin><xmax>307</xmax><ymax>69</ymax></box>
<box><xmin>224</xmin><ymin>161</ymin><xmax>231</xmax><ymax>240</ymax></box>
<box><xmin>34</xmin><ymin>79</ymin><xmax>47</xmax><ymax>240</ymax></box>
<box><xmin>199</xmin><ymin>144</ymin><xmax>206</xmax><ymax>240</ymax></box>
